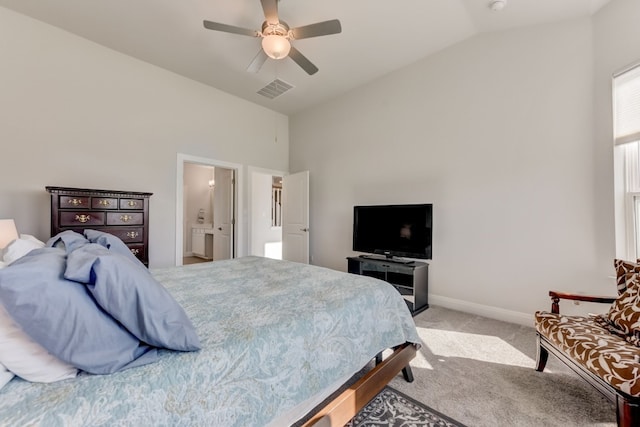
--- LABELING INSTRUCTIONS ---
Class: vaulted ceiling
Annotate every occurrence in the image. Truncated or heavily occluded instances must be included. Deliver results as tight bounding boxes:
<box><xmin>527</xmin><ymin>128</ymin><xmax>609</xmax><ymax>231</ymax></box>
<box><xmin>0</xmin><ymin>0</ymin><xmax>611</xmax><ymax>115</ymax></box>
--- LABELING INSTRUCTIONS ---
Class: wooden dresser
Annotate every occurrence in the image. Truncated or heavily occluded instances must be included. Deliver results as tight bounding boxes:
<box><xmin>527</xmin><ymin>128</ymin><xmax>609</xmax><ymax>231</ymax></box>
<box><xmin>46</xmin><ymin>186</ymin><xmax>152</xmax><ymax>266</ymax></box>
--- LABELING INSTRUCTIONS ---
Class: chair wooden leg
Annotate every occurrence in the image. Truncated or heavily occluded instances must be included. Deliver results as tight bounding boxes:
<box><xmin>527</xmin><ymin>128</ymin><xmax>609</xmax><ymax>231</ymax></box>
<box><xmin>535</xmin><ymin>334</ymin><xmax>548</xmax><ymax>372</ymax></box>
<box><xmin>617</xmin><ymin>396</ymin><xmax>640</xmax><ymax>427</ymax></box>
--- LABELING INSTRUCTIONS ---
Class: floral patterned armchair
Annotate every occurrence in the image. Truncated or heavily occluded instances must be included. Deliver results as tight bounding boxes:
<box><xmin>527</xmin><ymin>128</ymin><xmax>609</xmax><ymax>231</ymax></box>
<box><xmin>534</xmin><ymin>259</ymin><xmax>640</xmax><ymax>427</ymax></box>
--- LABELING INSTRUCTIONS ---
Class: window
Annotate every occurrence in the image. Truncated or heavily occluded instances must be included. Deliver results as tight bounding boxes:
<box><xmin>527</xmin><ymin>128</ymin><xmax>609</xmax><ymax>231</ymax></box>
<box><xmin>617</xmin><ymin>142</ymin><xmax>640</xmax><ymax>258</ymax></box>
<box><xmin>614</xmin><ymin>64</ymin><xmax>640</xmax><ymax>259</ymax></box>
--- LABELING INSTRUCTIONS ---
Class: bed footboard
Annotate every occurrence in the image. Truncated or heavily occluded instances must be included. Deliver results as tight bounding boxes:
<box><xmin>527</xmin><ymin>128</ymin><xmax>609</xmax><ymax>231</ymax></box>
<box><xmin>302</xmin><ymin>343</ymin><xmax>418</xmax><ymax>427</ymax></box>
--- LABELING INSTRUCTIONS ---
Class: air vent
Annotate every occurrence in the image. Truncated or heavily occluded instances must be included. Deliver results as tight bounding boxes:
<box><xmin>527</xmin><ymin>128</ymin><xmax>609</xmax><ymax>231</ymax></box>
<box><xmin>257</xmin><ymin>79</ymin><xmax>294</xmax><ymax>99</ymax></box>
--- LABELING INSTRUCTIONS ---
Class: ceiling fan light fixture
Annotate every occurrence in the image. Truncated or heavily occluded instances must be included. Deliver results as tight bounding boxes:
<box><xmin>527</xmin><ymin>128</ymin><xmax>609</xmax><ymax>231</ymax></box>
<box><xmin>262</xmin><ymin>34</ymin><xmax>291</xmax><ymax>59</ymax></box>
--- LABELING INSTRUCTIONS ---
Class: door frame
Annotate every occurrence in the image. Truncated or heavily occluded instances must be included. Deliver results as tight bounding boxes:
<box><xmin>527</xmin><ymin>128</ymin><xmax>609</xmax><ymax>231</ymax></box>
<box><xmin>176</xmin><ymin>153</ymin><xmax>243</xmax><ymax>266</ymax></box>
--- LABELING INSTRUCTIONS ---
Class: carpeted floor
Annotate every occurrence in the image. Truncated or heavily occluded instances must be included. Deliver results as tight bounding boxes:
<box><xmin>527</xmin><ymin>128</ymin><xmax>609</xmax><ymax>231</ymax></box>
<box><xmin>387</xmin><ymin>306</ymin><xmax>616</xmax><ymax>426</ymax></box>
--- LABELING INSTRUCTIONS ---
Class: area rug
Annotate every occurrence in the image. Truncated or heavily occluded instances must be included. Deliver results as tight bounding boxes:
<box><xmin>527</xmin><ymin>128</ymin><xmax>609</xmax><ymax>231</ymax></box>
<box><xmin>346</xmin><ymin>386</ymin><xmax>466</xmax><ymax>427</ymax></box>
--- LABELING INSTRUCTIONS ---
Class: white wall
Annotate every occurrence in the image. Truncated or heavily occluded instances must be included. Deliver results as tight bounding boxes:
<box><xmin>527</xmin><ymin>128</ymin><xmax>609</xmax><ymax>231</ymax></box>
<box><xmin>2</xmin><ymin>1</ymin><xmax>637</xmax><ymax>322</ymax></box>
<box><xmin>290</xmin><ymin>17</ymin><xmax>606</xmax><ymax>325</ymax></box>
<box><xmin>593</xmin><ymin>0</ymin><xmax>640</xmax><ymax>262</ymax></box>
<box><xmin>0</xmin><ymin>7</ymin><xmax>289</xmax><ymax>268</ymax></box>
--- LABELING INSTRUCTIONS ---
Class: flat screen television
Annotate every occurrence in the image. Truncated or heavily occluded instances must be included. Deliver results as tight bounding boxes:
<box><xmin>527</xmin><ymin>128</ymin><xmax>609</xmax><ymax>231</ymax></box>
<box><xmin>353</xmin><ymin>204</ymin><xmax>432</xmax><ymax>261</ymax></box>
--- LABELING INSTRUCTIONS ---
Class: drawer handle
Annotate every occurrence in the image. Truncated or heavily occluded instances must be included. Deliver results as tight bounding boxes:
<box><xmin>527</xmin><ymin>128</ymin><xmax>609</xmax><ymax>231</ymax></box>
<box><xmin>130</xmin><ymin>248</ymin><xmax>140</xmax><ymax>255</ymax></box>
<box><xmin>98</xmin><ymin>199</ymin><xmax>111</xmax><ymax>207</ymax></box>
<box><xmin>126</xmin><ymin>231</ymin><xmax>139</xmax><ymax>238</ymax></box>
<box><xmin>75</xmin><ymin>214</ymin><xmax>91</xmax><ymax>223</ymax></box>
<box><xmin>68</xmin><ymin>199</ymin><xmax>83</xmax><ymax>206</ymax></box>
<box><xmin>127</xmin><ymin>201</ymin><xmax>138</xmax><ymax>207</ymax></box>
<box><xmin>120</xmin><ymin>215</ymin><xmax>133</xmax><ymax>223</ymax></box>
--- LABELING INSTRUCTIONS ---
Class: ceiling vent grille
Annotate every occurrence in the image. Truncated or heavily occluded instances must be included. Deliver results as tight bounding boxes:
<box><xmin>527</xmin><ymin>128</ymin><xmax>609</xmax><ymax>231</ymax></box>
<box><xmin>257</xmin><ymin>79</ymin><xmax>294</xmax><ymax>99</ymax></box>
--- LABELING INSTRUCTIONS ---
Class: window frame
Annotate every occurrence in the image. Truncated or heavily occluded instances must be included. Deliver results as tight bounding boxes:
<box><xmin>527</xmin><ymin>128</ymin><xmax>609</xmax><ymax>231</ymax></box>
<box><xmin>613</xmin><ymin>61</ymin><xmax>640</xmax><ymax>261</ymax></box>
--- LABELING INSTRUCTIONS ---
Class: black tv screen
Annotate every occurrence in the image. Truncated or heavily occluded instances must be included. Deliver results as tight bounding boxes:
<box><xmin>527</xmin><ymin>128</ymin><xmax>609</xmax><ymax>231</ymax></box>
<box><xmin>353</xmin><ymin>204</ymin><xmax>432</xmax><ymax>260</ymax></box>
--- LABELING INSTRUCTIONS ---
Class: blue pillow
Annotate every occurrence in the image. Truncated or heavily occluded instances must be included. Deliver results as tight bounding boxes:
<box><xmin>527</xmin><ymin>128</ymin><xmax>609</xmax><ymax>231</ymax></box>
<box><xmin>0</xmin><ymin>247</ymin><xmax>157</xmax><ymax>374</ymax></box>
<box><xmin>83</xmin><ymin>229</ymin><xmax>145</xmax><ymax>268</ymax></box>
<box><xmin>45</xmin><ymin>230</ymin><xmax>89</xmax><ymax>252</ymax></box>
<box><xmin>65</xmin><ymin>244</ymin><xmax>201</xmax><ymax>352</ymax></box>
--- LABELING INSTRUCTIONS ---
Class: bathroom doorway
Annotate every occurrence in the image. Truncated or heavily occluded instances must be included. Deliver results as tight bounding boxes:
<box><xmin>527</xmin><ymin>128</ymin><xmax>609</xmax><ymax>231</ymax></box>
<box><xmin>176</xmin><ymin>154</ymin><xmax>239</xmax><ymax>266</ymax></box>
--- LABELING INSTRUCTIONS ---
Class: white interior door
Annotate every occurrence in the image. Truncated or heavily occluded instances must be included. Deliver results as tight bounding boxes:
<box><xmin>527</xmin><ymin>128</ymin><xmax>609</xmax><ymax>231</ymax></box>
<box><xmin>213</xmin><ymin>168</ymin><xmax>234</xmax><ymax>260</ymax></box>
<box><xmin>282</xmin><ymin>171</ymin><xmax>309</xmax><ymax>264</ymax></box>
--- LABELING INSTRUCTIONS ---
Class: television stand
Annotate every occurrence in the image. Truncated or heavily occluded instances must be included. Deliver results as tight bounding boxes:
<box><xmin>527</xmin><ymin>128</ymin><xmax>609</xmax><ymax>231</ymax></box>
<box><xmin>347</xmin><ymin>256</ymin><xmax>429</xmax><ymax>316</ymax></box>
<box><xmin>358</xmin><ymin>254</ymin><xmax>413</xmax><ymax>264</ymax></box>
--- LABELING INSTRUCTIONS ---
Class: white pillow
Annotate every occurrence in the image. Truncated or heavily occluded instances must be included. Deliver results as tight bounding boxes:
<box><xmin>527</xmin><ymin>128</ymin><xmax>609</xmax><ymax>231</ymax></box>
<box><xmin>0</xmin><ymin>362</ymin><xmax>14</xmax><ymax>390</ymax></box>
<box><xmin>0</xmin><ymin>303</ymin><xmax>78</xmax><ymax>383</ymax></box>
<box><xmin>2</xmin><ymin>234</ymin><xmax>45</xmax><ymax>265</ymax></box>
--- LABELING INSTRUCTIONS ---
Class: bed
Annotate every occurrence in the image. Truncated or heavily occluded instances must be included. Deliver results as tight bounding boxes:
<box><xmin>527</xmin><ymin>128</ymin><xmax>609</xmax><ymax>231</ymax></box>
<box><xmin>0</xmin><ymin>232</ymin><xmax>420</xmax><ymax>426</ymax></box>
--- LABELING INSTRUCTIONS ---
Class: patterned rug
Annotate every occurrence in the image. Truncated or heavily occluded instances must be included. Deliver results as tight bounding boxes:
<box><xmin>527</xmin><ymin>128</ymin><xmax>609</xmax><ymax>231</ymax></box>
<box><xmin>346</xmin><ymin>386</ymin><xmax>466</xmax><ymax>427</ymax></box>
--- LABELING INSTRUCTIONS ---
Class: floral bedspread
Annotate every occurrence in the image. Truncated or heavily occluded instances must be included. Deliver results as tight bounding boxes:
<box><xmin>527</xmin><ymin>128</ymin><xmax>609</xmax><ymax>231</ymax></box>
<box><xmin>0</xmin><ymin>256</ymin><xmax>420</xmax><ymax>426</ymax></box>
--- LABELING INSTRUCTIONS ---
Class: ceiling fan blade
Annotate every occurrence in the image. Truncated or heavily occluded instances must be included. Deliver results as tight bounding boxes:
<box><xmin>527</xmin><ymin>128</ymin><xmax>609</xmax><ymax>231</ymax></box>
<box><xmin>260</xmin><ymin>0</ymin><xmax>279</xmax><ymax>24</ymax></box>
<box><xmin>203</xmin><ymin>20</ymin><xmax>259</xmax><ymax>37</ymax></box>
<box><xmin>247</xmin><ymin>49</ymin><xmax>268</xmax><ymax>73</ymax></box>
<box><xmin>291</xmin><ymin>19</ymin><xmax>342</xmax><ymax>40</ymax></box>
<box><xmin>288</xmin><ymin>46</ymin><xmax>319</xmax><ymax>75</ymax></box>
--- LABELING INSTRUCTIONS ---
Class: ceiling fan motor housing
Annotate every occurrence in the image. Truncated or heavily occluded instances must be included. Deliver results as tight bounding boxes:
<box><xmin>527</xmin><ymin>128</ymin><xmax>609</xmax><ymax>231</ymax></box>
<box><xmin>261</xmin><ymin>21</ymin><xmax>291</xmax><ymax>38</ymax></box>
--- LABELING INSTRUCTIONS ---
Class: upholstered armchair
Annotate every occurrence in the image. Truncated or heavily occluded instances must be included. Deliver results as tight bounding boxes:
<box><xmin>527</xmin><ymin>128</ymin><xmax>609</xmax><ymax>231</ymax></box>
<box><xmin>534</xmin><ymin>260</ymin><xmax>640</xmax><ymax>427</ymax></box>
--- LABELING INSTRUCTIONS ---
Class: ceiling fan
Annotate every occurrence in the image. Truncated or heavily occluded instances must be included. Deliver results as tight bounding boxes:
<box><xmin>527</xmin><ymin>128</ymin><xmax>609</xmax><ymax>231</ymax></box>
<box><xmin>203</xmin><ymin>0</ymin><xmax>342</xmax><ymax>75</ymax></box>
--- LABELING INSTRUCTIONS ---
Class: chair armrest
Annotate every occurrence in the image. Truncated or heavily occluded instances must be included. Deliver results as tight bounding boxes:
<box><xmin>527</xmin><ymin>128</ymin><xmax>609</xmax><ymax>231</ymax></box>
<box><xmin>548</xmin><ymin>291</ymin><xmax>616</xmax><ymax>314</ymax></box>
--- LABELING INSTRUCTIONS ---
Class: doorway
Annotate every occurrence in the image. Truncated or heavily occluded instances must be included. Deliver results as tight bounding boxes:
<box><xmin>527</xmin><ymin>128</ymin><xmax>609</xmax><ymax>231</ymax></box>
<box><xmin>249</xmin><ymin>167</ymin><xmax>285</xmax><ymax>259</ymax></box>
<box><xmin>248</xmin><ymin>168</ymin><xmax>309</xmax><ymax>264</ymax></box>
<box><xmin>176</xmin><ymin>154</ymin><xmax>241</xmax><ymax>266</ymax></box>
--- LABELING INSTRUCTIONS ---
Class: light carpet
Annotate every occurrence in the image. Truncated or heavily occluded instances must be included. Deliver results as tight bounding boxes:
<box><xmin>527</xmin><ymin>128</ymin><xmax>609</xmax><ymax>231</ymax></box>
<box><xmin>388</xmin><ymin>305</ymin><xmax>616</xmax><ymax>426</ymax></box>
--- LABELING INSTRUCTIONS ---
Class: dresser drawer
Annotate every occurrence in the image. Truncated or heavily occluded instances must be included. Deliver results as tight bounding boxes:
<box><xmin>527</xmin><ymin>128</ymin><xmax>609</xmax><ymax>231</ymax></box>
<box><xmin>91</xmin><ymin>197</ymin><xmax>118</xmax><ymax>210</ymax></box>
<box><xmin>106</xmin><ymin>212</ymin><xmax>143</xmax><ymax>225</ymax></box>
<box><xmin>127</xmin><ymin>243</ymin><xmax>145</xmax><ymax>262</ymax></box>
<box><xmin>59</xmin><ymin>196</ymin><xmax>90</xmax><ymax>209</ymax></box>
<box><xmin>96</xmin><ymin>227</ymin><xmax>144</xmax><ymax>243</ymax></box>
<box><xmin>60</xmin><ymin>211</ymin><xmax>105</xmax><ymax>227</ymax></box>
<box><xmin>120</xmin><ymin>198</ymin><xmax>144</xmax><ymax>210</ymax></box>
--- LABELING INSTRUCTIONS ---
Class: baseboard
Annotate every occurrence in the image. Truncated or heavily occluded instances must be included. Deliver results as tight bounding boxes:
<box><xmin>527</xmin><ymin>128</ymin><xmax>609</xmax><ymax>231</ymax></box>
<box><xmin>429</xmin><ymin>294</ymin><xmax>534</xmax><ymax>327</ymax></box>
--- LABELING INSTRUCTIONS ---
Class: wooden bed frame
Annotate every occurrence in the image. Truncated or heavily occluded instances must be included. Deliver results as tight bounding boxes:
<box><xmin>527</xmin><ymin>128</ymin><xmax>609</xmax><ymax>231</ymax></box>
<box><xmin>302</xmin><ymin>342</ymin><xmax>417</xmax><ymax>426</ymax></box>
